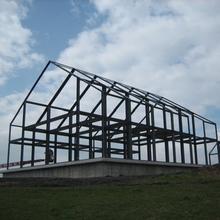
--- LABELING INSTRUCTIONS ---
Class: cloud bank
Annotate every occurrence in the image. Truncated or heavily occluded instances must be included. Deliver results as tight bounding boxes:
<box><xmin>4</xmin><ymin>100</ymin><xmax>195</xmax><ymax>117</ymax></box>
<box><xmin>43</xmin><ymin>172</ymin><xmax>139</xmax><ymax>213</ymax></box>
<box><xmin>0</xmin><ymin>0</ymin><xmax>44</xmax><ymax>86</ymax></box>
<box><xmin>59</xmin><ymin>0</ymin><xmax>220</xmax><ymax>115</ymax></box>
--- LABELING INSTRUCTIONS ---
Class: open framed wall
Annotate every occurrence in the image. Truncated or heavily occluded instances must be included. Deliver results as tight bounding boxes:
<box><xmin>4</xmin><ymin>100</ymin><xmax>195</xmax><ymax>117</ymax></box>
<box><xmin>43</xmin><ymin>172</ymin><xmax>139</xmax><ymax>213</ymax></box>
<box><xmin>7</xmin><ymin>61</ymin><xmax>220</xmax><ymax>169</ymax></box>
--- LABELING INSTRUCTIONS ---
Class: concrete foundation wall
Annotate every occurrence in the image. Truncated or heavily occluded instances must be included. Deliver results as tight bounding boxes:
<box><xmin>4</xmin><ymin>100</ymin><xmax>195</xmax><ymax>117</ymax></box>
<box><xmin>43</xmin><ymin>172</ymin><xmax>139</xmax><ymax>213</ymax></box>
<box><xmin>2</xmin><ymin>158</ymin><xmax>202</xmax><ymax>178</ymax></box>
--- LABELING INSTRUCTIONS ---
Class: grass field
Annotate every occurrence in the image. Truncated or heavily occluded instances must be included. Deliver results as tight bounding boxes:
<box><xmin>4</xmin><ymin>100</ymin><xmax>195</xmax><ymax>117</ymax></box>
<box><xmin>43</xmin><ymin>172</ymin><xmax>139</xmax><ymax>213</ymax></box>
<box><xmin>0</xmin><ymin>169</ymin><xmax>219</xmax><ymax>220</ymax></box>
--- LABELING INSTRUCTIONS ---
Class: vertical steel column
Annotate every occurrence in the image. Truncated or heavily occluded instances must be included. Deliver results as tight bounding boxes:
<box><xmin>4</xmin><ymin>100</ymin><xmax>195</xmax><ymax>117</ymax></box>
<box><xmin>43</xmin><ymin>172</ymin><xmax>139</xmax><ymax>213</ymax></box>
<box><xmin>123</xmin><ymin>125</ymin><xmax>127</xmax><ymax>159</ymax></box>
<box><xmin>89</xmin><ymin>116</ymin><xmax>93</xmax><ymax>159</ymax></box>
<box><xmin>145</xmin><ymin>104</ymin><xmax>151</xmax><ymax>161</ymax></box>
<box><xmin>75</xmin><ymin>78</ymin><xmax>80</xmax><ymax>161</ymax></box>
<box><xmin>187</xmin><ymin>117</ymin><xmax>193</xmax><ymax>164</ymax></box>
<box><xmin>125</xmin><ymin>94</ymin><xmax>132</xmax><ymax>159</ymax></box>
<box><xmin>54</xmin><ymin>134</ymin><xmax>57</xmax><ymax>163</ymax></box>
<box><xmin>45</xmin><ymin>107</ymin><xmax>50</xmax><ymax>165</ymax></box>
<box><xmin>203</xmin><ymin>121</ymin><xmax>208</xmax><ymax>165</ymax></box>
<box><xmin>178</xmin><ymin>109</ymin><xmax>185</xmax><ymax>163</ymax></box>
<box><xmin>92</xmin><ymin>139</ymin><xmax>95</xmax><ymax>158</ymax></box>
<box><xmin>20</xmin><ymin>103</ymin><xmax>26</xmax><ymax>168</ymax></box>
<box><xmin>138</xmin><ymin>135</ymin><xmax>141</xmax><ymax>160</ymax></box>
<box><xmin>170</xmin><ymin>112</ymin><xmax>176</xmax><ymax>163</ymax></box>
<box><xmin>31</xmin><ymin>131</ymin><xmax>35</xmax><ymax>166</ymax></box>
<box><xmin>218</xmin><ymin>142</ymin><xmax>220</xmax><ymax>164</ymax></box>
<box><xmin>151</xmin><ymin>106</ymin><xmax>156</xmax><ymax>161</ymax></box>
<box><xmin>192</xmin><ymin>114</ymin><xmax>198</xmax><ymax>164</ymax></box>
<box><xmin>163</xmin><ymin>105</ymin><xmax>169</xmax><ymax>162</ymax></box>
<box><xmin>107</xmin><ymin>120</ymin><xmax>111</xmax><ymax>158</ymax></box>
<box><xmin>102</xmin><ymin>86</ymin><xmax>107</xmax><ymax>158</ymax></box>
<box><xmin>214</xmin><ymin>124</ymin><xmax>220</xmax><ymax>164</ymax></box>
<box><xmin>7</xmin><ymin>125</ymin><xmax>12</xmax><ymax>169</ymax></box>
<box><xmin>68</xmin><ymin>115</ymin><xmax>72</xmax><ymax>161</ymax></box>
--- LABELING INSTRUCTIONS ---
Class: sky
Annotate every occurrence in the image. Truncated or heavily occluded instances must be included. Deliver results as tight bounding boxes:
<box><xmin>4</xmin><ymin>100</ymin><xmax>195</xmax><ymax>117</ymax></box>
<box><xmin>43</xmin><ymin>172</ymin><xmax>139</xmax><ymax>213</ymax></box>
<box><xmin>0</xmin><ymin>0</ymin><xmax>220</xmax><ymax>164</ymax></box>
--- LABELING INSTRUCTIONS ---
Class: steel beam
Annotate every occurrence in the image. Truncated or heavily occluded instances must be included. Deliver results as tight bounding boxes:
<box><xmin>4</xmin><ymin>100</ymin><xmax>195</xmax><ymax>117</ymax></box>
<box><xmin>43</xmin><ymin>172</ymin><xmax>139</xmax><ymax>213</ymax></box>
<box><xmin>125</xmin><ymin>94</ymin><xmax>132</xmax><ymax>159</ymax></box>
<box><xmin>151</xmin><ymin>106</ymin><xmax>156</xmax><ymax>161</ymax></box>
<box><xmin>187</xmin><ymin>117</ymin><xmax>193</xmax><ymax>164</ymax></box>
<box><xmin>54</xmin><ymin>134</ymin><xmax>57</xmax><ymax>163</ymax></box>
<box><xmin>214</xmin><ymin>124</ymin><xmax>220</xmax><ymax>164</ymax></box>
<box><xmin>203</xmin><ymin>122</ymin><xmax>208</xmax><ymax>165</ymax></box>
<box><xmin>145</xmin><ymin>103</ymin><xmax>151</xmax><ymax>161</ymax></box>
<box><xmin>192</xmin><ymin>114</ymin><xmax>198</xmax><ymax>164</ymax></box>
<box><xmin>107</xmin><ymin>120</ymin><xmax>111</xmax><ymax>158</ymax></box>
<box><xmin>88</xmin><ymin>116</ymin><xmax>93</xmax><ymax>159</ymax></box>
<box><xmin>74</xmin><ymin>78</ymin><xmax>80</xmax><ymax>161</ymax></box>
<box><xmin>101</xmin><ymin>86</ymin><xmax>108</xmax><ymax>158</ymax></box>
<box><xmin>170</xmin><ymin>112</ymin><xmax>176</xmax><ymax>163</ymax></box>
<box><xmin>68</xmin><ymin>115</ymin><xmax>73</xmax><ymax>162</ymax></box>
<box><xmin>45</xmin><ymin>107</ymin><xmax>51</xmax><ymax>165</ymax></box>
<box><xmin>7</xmin><ymin>125</ymin><xmax>12</xmax><ymax>169</ymax></box>
<box><xmin>31</xmin><ymin>131</ymin><xmax>35</xmax><ymax>166</ymax></box>
<box><xmin>138</xmin><ymin>135</ymin><xmax>141</xmax><ymax>160</ymax></box>
<box><xmin>36</xmin><ymin>74</ymin><xmax>72</xmax><ymax>124</ymax></box>
<box><xmin>20</xmin><ymin>103</ymin><xmax>26</xmax><ymax>168</ymax></box>
<box><xmin>178</xmin><ymin>109</ymin><xmax>185</xmax><ymax>163</ymax></box>
<box><xmin>163</xmin><ymin>105</ymin><xmax>169</xmax><ymax>162</ymax></box>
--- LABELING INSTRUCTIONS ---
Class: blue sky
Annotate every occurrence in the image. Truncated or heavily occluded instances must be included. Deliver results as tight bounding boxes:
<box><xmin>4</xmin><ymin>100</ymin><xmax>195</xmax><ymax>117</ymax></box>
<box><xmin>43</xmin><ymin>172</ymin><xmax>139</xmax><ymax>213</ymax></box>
<box><xmin>23</xmin><ymin>0</ymin><xmax>99</xmax><ymax>59</ymax></box>
<box><xmin>0</xmin><ymin>0</ymin><xmax>220</xmax><ymax>163</ymax></box>
<box><xmin>0</xmin><ymin>0</ymin><xmax>102</xmax><ymax>96</ymax></box>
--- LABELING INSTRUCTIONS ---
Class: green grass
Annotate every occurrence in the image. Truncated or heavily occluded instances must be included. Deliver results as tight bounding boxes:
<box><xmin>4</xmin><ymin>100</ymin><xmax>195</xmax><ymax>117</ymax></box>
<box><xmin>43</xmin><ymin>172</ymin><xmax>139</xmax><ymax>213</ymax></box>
<box><xmin>0</xmin><ymin>171</ymin><xmax>220</xmax><ymax>220</ymax></box>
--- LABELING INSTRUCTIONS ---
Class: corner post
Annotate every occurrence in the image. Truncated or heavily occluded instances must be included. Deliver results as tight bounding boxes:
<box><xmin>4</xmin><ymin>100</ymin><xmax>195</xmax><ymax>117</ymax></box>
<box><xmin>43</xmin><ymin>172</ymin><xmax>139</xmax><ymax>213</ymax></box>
<box><xmin>170</xmin><ymin>112</ymin><xmax>176</xmax><ymax>163</ymax></box>
<box><xmin>31</xmin><ymin>130</ymin><xmax>35</xmax><ymax>166</ymax></box>
<box><xmin>151</xmin><ymin>106</ymin><xmax>156</xmax><ymax>161</ymax></box>
<box><xmin>203</xmin><ymin>122</ymin><xmax>208</xmax><ymax>165</ymax></box>
<box><xmin>68</xmin><ymin>114</ymin><xmax>72</xmax><ymax>162</ymax></box>
<box><xmin>178</xmin><ymin>109</ymin><xmax>185</xmax><ymax>163</ymax></box>
<box><xmin>192</xmin><ymin>114</ymin><xmax>198</xmax><ymax>164</ymax></box>
<box><xmin>145</xmin><ymin>103</ymin><xmax>151</xmax><ymax>161</ymax></box>
<box><xmin>187</xmin><ymin>117</ymin><xmax>193</xmax><ymax>164</ymax></box>
<box><xmin>75</xmin><ymin>77</ymin><xmax>80</xmax><ymax>161</ymax></box>
<box><xmin>89</xmin><ymin>116</ymin><xmax>93</xmax><ymax>159</ymax></box>
<box><xmin>102</xmin><ymin>86</ymin><xmax>107</xmax><ymax>158</ymax></box>
<box><xmin>45</xmin><ymin>106</ymin><xmax>51</xmax><ymax>165</ymax></box>
<box><xmin>7</xmin><ymin>124</ymin><xmax>12</xmax><ymax>169</ymax></box>
<box><xmin>163</xmin><ymin>105</ymin><xmax>169</xmax><ymax>162</ymax></box>
<box><xmin>125</xmin><ymin>93</ymin><xmax>132</xmax><ymax>159</ymax></box>
<box><xmin>214</xmin><ymin>124</ymin><xmax>220</xmax><ymax>164</ymax></box>
<box><xmin>20</xmin><ymin>103</ymin><xmax>26</xmax><ymax>168</ymax></box>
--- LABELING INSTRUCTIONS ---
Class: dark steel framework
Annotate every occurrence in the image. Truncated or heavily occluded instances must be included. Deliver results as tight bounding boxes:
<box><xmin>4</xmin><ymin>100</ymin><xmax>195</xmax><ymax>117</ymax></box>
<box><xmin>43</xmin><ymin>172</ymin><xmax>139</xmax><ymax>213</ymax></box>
<box><xmin>7</xmin><ymin>61</ymin><xmax>220</xmax><ymax>169</ymax></box>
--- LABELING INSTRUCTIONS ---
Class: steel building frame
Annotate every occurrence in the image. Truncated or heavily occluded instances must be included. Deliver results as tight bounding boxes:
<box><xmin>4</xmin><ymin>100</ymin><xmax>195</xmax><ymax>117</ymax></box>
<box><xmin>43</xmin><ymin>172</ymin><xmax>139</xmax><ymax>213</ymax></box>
<box><xmin>7</xmin><ymin>61</ymin><xmax>220</xmax><ymax>169</ymax></box>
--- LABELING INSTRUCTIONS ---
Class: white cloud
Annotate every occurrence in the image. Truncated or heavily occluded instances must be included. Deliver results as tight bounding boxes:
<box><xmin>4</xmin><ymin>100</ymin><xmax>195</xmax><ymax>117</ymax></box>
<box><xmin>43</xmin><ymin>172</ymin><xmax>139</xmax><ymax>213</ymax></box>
<box><xmin>0</xmin><ymin>0</ymin><xmax>44</xmax><ymax>85</ymax></box>
<box><xmin>58</xmin><ymin>0</ymin><xmax>220</xmax><ymax>116</ymax></box>
<box><xmin>0</xmin><ymin>0</ymin><xmax>44</xmax><ymax>163</ymax></box>
<box><xmin>0</xmin><ymin>90</ymin><xmax>27</xmax><ymax>163</ymax></box>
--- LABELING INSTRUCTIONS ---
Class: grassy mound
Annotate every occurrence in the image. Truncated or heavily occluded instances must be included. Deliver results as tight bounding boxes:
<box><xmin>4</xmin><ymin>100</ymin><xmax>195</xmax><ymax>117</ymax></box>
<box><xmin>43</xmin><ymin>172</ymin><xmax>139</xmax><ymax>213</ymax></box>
<box><xmin>0</xmin><ymin>168</ymin><xmax>219</xmax><ymax>220</ymax></box>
